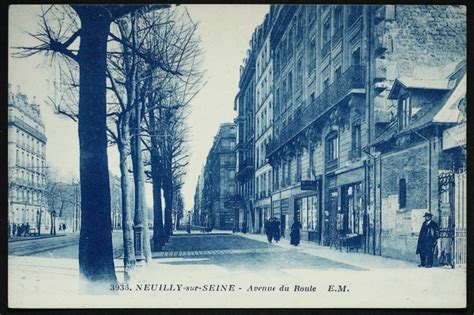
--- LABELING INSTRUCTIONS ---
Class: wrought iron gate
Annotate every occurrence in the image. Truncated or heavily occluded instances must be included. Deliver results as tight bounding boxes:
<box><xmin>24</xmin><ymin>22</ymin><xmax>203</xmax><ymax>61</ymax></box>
<box><xmin>438</xmin><ymin>171</ymin><xmax>466</xmax><ymax>268</ymax></box>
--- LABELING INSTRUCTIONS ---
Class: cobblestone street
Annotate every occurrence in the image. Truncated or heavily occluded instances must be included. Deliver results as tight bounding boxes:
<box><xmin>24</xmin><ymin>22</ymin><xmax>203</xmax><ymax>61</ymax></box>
<box><xmin>153</xmin><ymin>233</ymin><xmax>363</xmax><ymax>271</ymax></box>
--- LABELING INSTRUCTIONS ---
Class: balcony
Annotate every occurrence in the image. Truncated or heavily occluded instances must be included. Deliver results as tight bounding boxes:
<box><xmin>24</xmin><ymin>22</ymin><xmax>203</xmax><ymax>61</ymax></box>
<box><xmin>236</xmin><ymin>159</ymin><xmax>254</xmax><ymax>181</ymax></box>
<box><xmin>267</xmin><ymin>65</ymin><xmax>366</xmax><ymax>157</ymax></box>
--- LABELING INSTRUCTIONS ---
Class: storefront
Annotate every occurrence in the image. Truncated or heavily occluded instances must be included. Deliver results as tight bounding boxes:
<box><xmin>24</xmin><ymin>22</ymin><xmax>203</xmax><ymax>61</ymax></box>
<box><xmin>294</xmin><ymin>193</ymin><xmax>321</xmax><ymax>243</ymax></box>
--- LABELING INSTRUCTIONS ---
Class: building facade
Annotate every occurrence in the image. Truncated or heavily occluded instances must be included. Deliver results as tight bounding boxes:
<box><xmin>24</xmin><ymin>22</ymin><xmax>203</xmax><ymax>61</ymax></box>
<box><xmin>232</xmin><ymin>4</ymin><xmax>465</xmax><ymax>262</ymax></box>
<box><xmin>198</xmin><ymin>123</ymin><xmax>237</xmax><ymax>230</ymax></box>
<box><xmin>253</xmin><ymin>9</ymin><xmax>276</xmax><ymax>234</ymax></box>
<box><xmin>234</xmin><ymin>34</ymin><xmax>257</xmax><ymax>233</ymax></box>
<box><xmin>372</xmin><ymin>62</ymin><xmax>466</xmax><ymax>264</ymax></box>
<box><xmin>8</xmin><ymin>86</ymin><xmax>49</xmax><ymax>232</ymax></box>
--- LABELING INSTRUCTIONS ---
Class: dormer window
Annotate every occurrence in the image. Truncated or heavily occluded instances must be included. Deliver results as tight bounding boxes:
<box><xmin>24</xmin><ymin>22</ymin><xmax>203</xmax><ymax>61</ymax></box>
<box><xmin>398</xmin><ymin>93</ymin><xmax>411</xmax><ymax>130</ymax></box>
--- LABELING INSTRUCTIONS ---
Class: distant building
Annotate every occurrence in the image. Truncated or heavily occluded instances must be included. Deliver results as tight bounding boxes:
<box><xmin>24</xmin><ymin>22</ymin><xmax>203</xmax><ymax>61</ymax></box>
<box><xmin>198</xmin><ymin>123</ymin><xmax>237</xmax><ymax>230</ymax></box>
<box><xmin>8</xmin><ymin>85</ymin><xmax>49</xmax><ymax>231</ymax></box>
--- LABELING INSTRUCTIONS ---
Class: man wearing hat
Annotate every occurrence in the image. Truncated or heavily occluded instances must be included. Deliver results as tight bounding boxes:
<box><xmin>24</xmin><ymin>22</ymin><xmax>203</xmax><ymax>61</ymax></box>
<box><xmin>416</xmin><ymin>212</ymin><xmax>439</xmax><ymax>268</ymax></box>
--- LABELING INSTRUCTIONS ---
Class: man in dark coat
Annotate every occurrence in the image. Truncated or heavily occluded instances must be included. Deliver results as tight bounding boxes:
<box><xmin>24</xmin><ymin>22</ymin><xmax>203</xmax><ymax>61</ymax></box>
<box><xmin>273</xmin><ymin>218</ymin><xmax>281</xmax><ymax>242</ymax></box>
<box><xmin>416</xmin><ymin>212</ymin><xmax>439</xmax><ymax>268</ymax></box>
<box><xmin>264</xmin><ymin>219</ymin><xmax>273</xmax><ymax>243</ymax></box>
<box><xmin>290</xmin><ymin>220</ymin><xmax>302</xmax><ymax>246</ymax></box>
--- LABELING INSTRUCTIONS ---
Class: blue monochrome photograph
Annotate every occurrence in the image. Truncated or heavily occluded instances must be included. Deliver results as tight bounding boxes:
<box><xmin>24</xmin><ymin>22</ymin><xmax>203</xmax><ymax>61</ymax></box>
<box><xmin>7</xmin><ymin>4</ymin><xmax>467</xmax><ymax>309</ymax></box>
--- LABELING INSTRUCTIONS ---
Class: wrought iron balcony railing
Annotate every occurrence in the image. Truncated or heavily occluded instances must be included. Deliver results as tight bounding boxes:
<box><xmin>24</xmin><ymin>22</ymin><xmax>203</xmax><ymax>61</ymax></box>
<box><xmin>236</xmin><ymin>159</ymin><xmax>254</xmax><ymax>180</ymax></box>
<box><xmin>267</xmin><ymin>65</ymin><xmax>366</xmax><ymax>157</ymax></box>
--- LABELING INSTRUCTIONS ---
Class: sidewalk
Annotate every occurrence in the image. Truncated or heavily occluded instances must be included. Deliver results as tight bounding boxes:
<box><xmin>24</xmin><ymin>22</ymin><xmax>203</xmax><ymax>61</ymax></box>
<box><xmin>172</xmin><ymin>229</ymin><xmax>233</xmax><ymax>236</ymax></box>
<box><xmin>236</xmin><ymin>232</ymin><xmax>417</xmax><ymax>270</ymax></box>
<box><xmin>8</xmin><ymin>233</ymin><xmax>66</xmax><ymax>243</ymax></box>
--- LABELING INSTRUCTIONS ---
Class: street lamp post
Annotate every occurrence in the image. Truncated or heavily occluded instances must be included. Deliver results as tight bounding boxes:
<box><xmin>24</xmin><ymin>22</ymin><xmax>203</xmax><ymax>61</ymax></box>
<box><xmin>51</xmin><ymin>210</ymin><xmax>57</xmax><ymax>235</ymax></box>
<box><xmin>36</xmin><ymin>209</ymin><xmax>42</xmax><ymax>236</ymax></box>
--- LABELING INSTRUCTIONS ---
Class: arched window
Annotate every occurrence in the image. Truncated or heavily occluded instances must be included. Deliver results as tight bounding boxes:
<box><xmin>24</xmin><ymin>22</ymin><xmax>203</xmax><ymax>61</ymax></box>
<box><xmin>399</xmin><ymin>178</ymin><xmax>407</xmax><ymax>209</ymax></box>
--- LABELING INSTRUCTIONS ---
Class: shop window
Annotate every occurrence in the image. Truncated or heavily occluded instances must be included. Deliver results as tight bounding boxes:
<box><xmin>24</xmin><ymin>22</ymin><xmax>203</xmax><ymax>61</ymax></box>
<box><xmin>343</xmin><ymin>183</ymin><xmax>364</xmax><ymax>234</ymax></box>
<box><xmin>399</xmin><ymin>178</ymin><xmax>407</xmax><ymax>209</ymax></box>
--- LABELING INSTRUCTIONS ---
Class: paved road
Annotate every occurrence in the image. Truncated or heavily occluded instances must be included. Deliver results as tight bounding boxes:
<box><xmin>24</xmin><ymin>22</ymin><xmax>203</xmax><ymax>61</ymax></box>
<box><xmin>9</xmin><ymin>231</ymin><xmax>361</xmax><ymax>271</ymax></box>
<box><xmin>156</xmin><ymin>233</ymin><xmax>362</xmax><ymax>271</ymax></box>
<box><xmin>9</xmin><ymin>231</ymin><xmax>124</xmax><ymax>259</ymax></box>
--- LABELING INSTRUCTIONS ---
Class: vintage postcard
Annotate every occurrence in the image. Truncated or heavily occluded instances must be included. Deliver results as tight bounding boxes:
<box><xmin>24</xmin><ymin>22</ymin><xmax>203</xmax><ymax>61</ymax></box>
<box><xmin>8</xmin><ymin>4</ymin><xmax>466</xmax><ymax>309</ymax></box>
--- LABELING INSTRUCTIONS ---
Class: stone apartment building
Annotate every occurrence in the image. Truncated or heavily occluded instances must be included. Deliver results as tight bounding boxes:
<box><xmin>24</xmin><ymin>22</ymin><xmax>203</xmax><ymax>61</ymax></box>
<box><xmin>8</xmin><ymin>86</ymin><xmax>49</xmax><ymax>232</ymax></box>
<box><xmin>234</xmin><ymin>4</ymin><xmax>465</xmax><ymax>262</ymax></box>
<box><xmin>199</xmin><ymin>123</ymin><xmax>237</xmax><ymax>230</ymax></box>
<box><xmin>253</xmin><ymin>9</ymin><xmax>276</xmax><ymax>234</ymax></box>
<box><xmin>234</xmin><ymin>35</ymin><xmax>257</xmax><ymax>233</ymax></box>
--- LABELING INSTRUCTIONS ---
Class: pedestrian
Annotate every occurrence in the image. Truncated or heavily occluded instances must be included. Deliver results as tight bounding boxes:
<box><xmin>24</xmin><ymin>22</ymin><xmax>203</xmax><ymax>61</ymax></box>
<box><xmin>416</xmin><ymin>212</ymin><xmax>439</xmax><ymax>268</ymax></box>
<box><xmin>264</xmin><ymin>219</ymin><xmax>273</xmax><ymax>243</ymax></box>
<box><xmin>242</xmin><ymin>221</ymin><xmax>247</xmax><ymax>234</ymax></box>
<box><xmin>18</xmin><ymin>224</ymin><xmax>23</xmax><ymax>237</ymax></box>
<box><xmin>187</xmin><ymin>223</ymin><xmax>191</xmax><ymax>234</ymax></box>
<box><xmin>25</xmin><ymin>222</ymin><xmax>30</xmax><ymax>236</ymax></box>
<box><xmin>290</xmin><ymin>219</ymin><xmax>301</xmax><ymax>246</ymax></box>
<box><xmin>273</xmin><ymin>218</ymin><xmax>281</xmax><ymax>242</ymax></box>
<box><xmin>12</xmin><ymin>223</ymin><xmax>17</xmax><ymax>237</ymax></box>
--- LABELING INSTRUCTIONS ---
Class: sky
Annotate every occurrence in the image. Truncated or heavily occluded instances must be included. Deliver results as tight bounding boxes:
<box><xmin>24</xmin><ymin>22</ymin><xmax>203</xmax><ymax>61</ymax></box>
<box><xmin>8</xmin><ymin>4</ymin><xmax>269</xmax><ymax>210</ymax></box>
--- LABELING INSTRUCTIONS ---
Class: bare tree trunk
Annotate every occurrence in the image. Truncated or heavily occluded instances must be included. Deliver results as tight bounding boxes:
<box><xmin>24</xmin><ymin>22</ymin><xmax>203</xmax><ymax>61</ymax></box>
<box><xmin>76</xmin><ymin>10</ymin><xmax>116</xmax><ymax>285</ymax></box>
<box><xmin>131</xmin><ymin>103</ymin><xmax>152</xmax><ymax>262</ymax></box>
<box><xmin>149</xmin><ymin>108</ymin><xmax>165</xmax><ymax>251</ymax></box>
<box><xmin>163</xmin><ymin>155</ymin><xmax>173</xmax><ymax>242</ymax></box>
<box><xmin>117</xmin><ymin>114</ymin><xmax>136</xmax><ymax>278</ymax></box>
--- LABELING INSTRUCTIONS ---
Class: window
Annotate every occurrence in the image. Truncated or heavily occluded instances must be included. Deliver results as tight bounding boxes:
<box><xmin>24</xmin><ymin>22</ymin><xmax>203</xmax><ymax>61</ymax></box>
<box><xmin>308</xmin><ymin>38</ymin><xmax>316</xmax><ymax>73</ymax></box>
<box><xmin>351</xmin><ymin>124</ymin><xmax>361</xmax><ymax>159</ymax></box>
<box><xmin>348</xmin><ymin>6</ymin><xmax>362</xmax><ymax>25</ymax></box>
<box><xmin>297</xmin><ymin>58</ymin><xmax>303</xmax><ymax>89</ymax></box>
<box><xmin>296</xmin><ymin>153</ymin><xmax>302</xmax><ymax>181</ymax></box>
<box><xmin>274</xmin><ymin>166</ymin><xmax>280</xmax><ymax>190</ymax></box>
<box><xmin>351</xmin><ymin>48</ymin><xmax>361</xmax><ymax>66</ymax></box>
<box><xmin>399</xmin><ymin>178</ymin><xmax>407</xmax><ymax>209</ymax></box>
<box><xmin>288</xmin><ymin>71</ymin><xmax>293</xmax><ymax>98</ymax></box>
<box><xmin>334</xmin><ymin>66</ymin><xmax>342</xmax><ymax>81</ymax></box>
<box><xmin>334</xmin><ymin>6</ymin><xmax>343</xmax><ymax>31</ymax></box>
<box><xmin>343</xmin><ymin>183</ymin><xmax>364</xmax><ymax>234</ymax></box>
<box><xmin>297</xmin><ymin>12</ymin><xmax>304</xmax><ymax>42</ymax></box>
<box><xmin>323</xmin><ymin>17</ymin><xmax>331</xmax><ymax>45</ymax></box>
<box><xmin>281</xmin><ymin>162</ymin><xmax>286</xmax><ymax>187</ymax></box>
<box><xmin>287</xmin><ymin>158</ymin><xmax>292</xmax><ymax>184</ymax></box>
<box><xmin>398</xmin><ymin>94</ymin><xmax>411</xmax><ymax>129</ymax></box>
<box><xmin>323</xmin><ymin>77</ymin><xmax>330</xmax><ymax>91</ymax></box>
<box><xmin>326</xmin><ymin>132</ymin><xmax>339</xmax><ymax>162</ymax></box>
